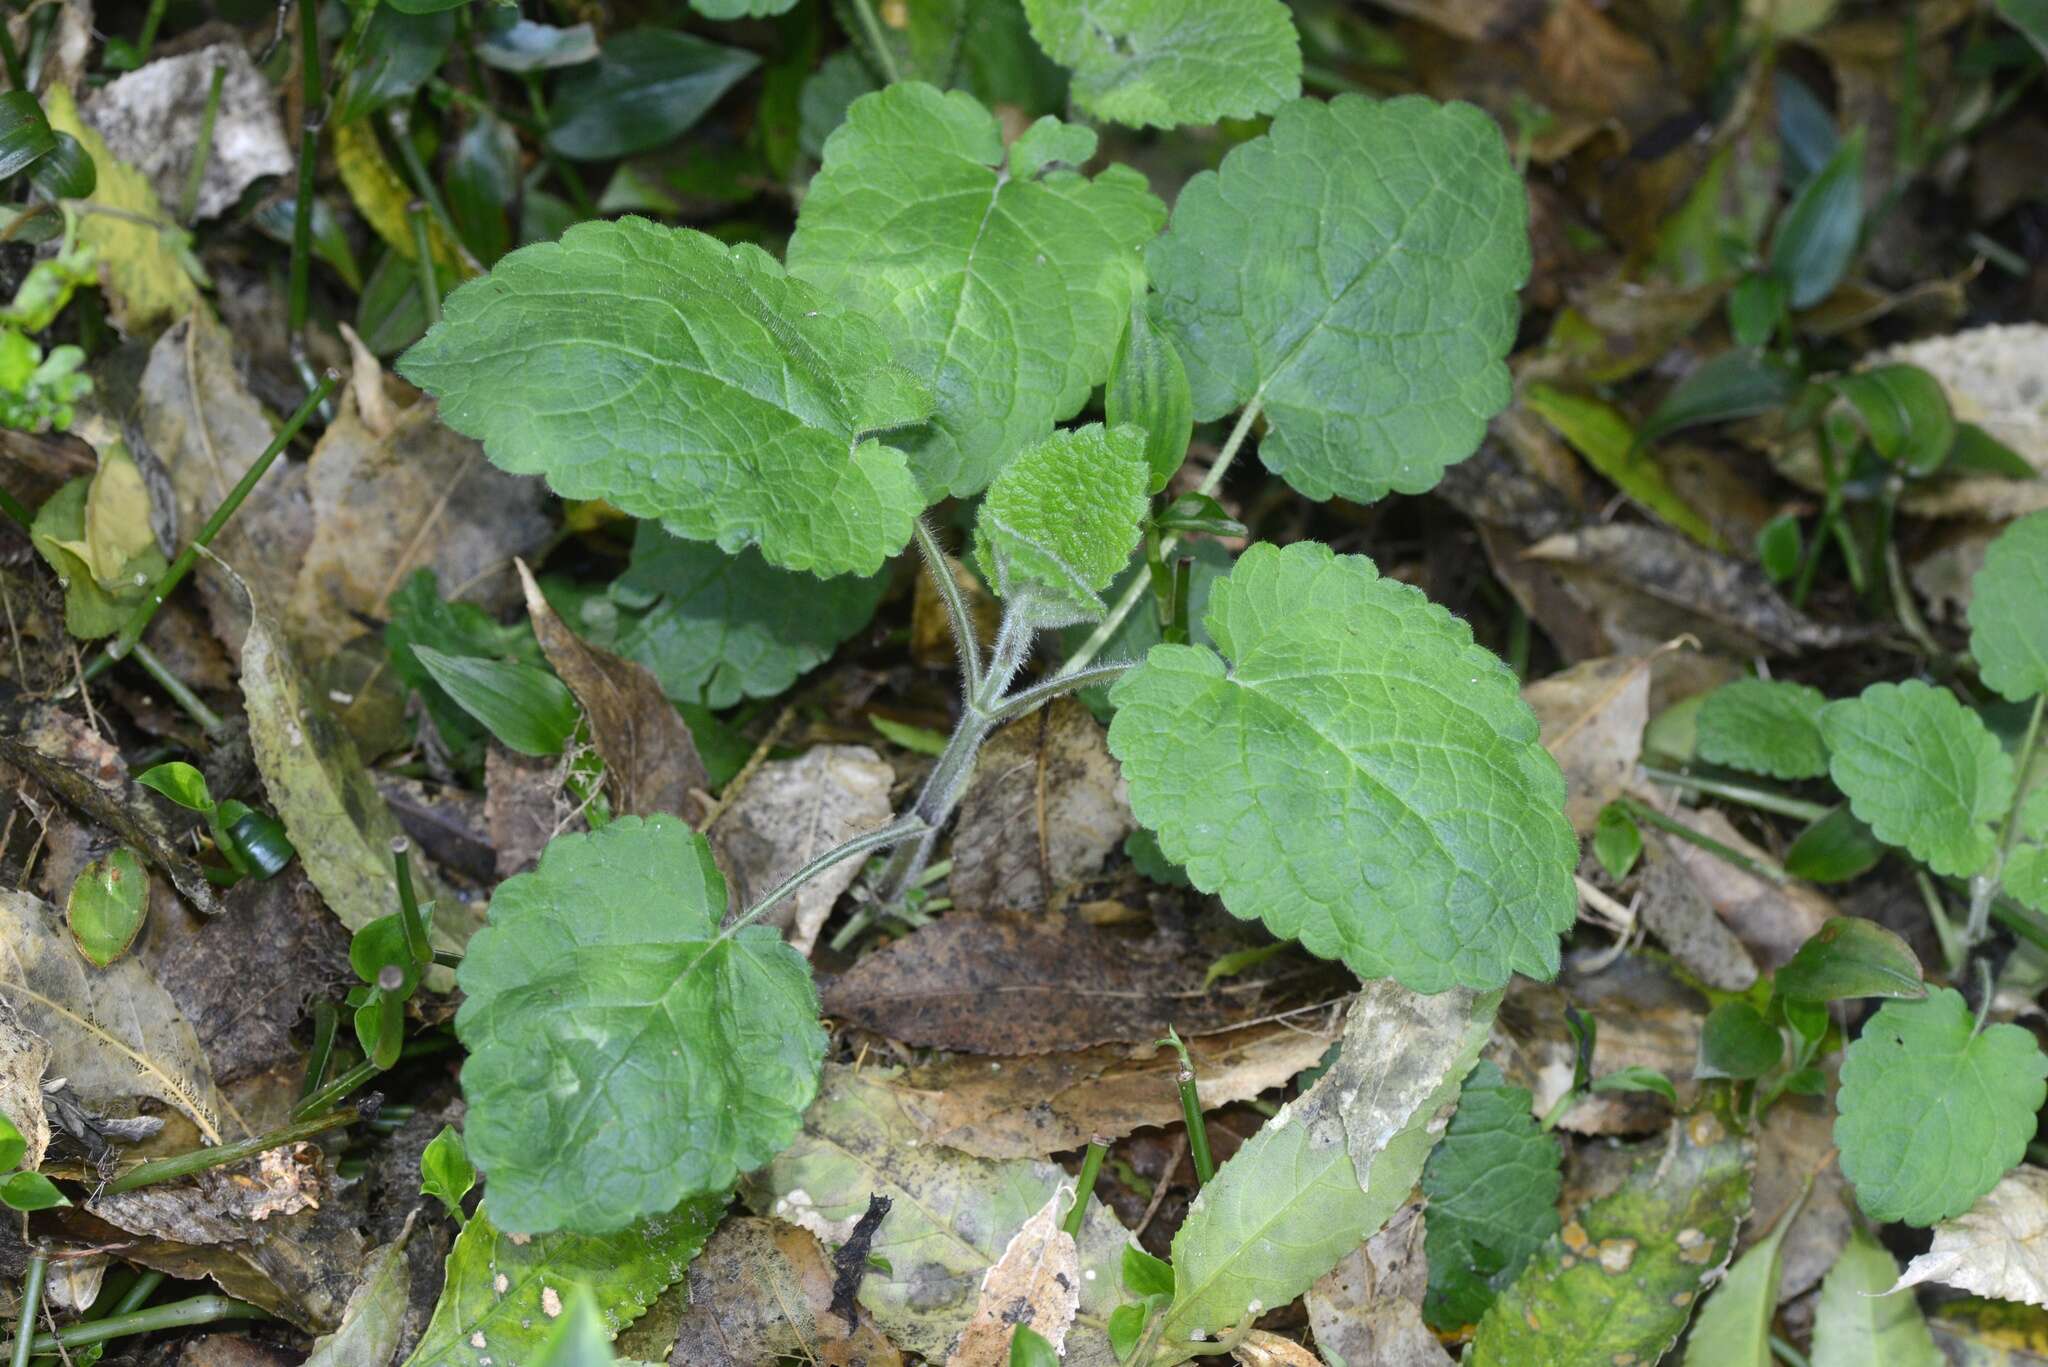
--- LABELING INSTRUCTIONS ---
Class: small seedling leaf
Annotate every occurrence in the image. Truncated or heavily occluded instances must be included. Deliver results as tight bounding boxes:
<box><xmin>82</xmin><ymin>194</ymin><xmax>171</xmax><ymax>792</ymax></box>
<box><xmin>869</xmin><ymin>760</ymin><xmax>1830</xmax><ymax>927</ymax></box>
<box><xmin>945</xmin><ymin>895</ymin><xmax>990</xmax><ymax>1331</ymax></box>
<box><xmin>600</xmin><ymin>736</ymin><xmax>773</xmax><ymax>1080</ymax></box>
<box><xmin>456</xmin><ymin>815</ymin><xmax>825</xmax><ymax>1234</ymax></box>
<box><xmin>1696</xmin><ymin>678</ymin><xmax>1830</xmax><ymax>780</ymax></box>
<box><xmin>1835</xmin><ymin>988</ymin><xmax>2048</xmax><ymax>1226</ymax></box>
<box><xmin>412</xmin><ymin>645</ymin><xmax>581</xmax><ymax>758</ymax></box>
<box><xmin>399</xmin><ymin>218</ymin><xmax>932</xmax><ymax>578</ymax></box>
<box><xmin>1810</xmin><ymin>1227</ymin><xmax>1943</xmax><ymax>1367</ymax></box>
<box><xmin>1108</xmin><ymin>300</ymin><xmax>1195</xmax><ymax>493</ymax></box>
<box><xmin>1828</xmin><ymin>364</ymin><xmax>1956</xmax><ymax>475</ymax></box>
<box><xmin>420</xmin><ymin>1124</ymin><xmax>475</xmax><ymax>1225</ymax></box>
<box><xmin>0</xmin><ymin>1114</ymin><xmax>23</xmax><ymax>1172</ymax></box>
<box><xmin>0</xmin><ymin>1169</ymin><xmax>68</xmax><ymax>1211</ymax></box>
<box><xmin>1768</xmin><ymin>130</ymin><xmax>1865</xmax><ymax>309</ymax></box>
<box><xmin>973</xmin><ymin>423</ymin><xmax>1150</xmax><ymax>623</ymax></box>
<box><xmin>1820</xmin><ymin>680</ymin><xmax>2014</xmax><ymax>879</ymax></box>
<box><xmin>1774</xmin><ymin>916</ymin><xmax>1925</xmax><ymax>1002</ymax></box>
<box><xmin>1148</xmin><ymin>95</ymin><xmax>1528</xmax><ymax>507</ymax></box>
<box><xmin>66</xmin><ymin>847</ymin><xmax>148</xmax><ymax>968</ymax></box>
<box><xmin>1695</xmin><ymin>1001</ymin><xmax>1782</xmax><ymax>1081</ymax></box>
<box><xmin>1784</xmin><ymin>806</ymin><xmax>1886</xmax><ymax>884</ymax></box>
<box><xmin>1108</xmin><ymin>542</ymin><xmax>1577</xmax><ymax>993</ymax></box>
<box><xmin>1968</xmin><ymin>508</ymin><xmax>2048</xmax><ymax>704</ymax></box>
<box><xmin>1122</xmin><ymin>1245</ymin><xmax>1173</xmax><ymax>1299</ymax></box>
<box><xmin>1592</xmin><ymin>802</ymin><xmax>1643</xmax><ymax>880</ymax></box>
<box><xmin>1020</xmin><ymin>0</ymin><xmax>1301</xmax><ymax>129</ymax></box>
<box><xmin>136</xmin><ymin>761</ymin><xmax>213</xmax><ymax>814</ymax></box>
<box><xmin>1008</xmin><ymin>1323</ymin><xmax>1060</xmax><ymax>1367</ymax></box>
<box><xmin>787</xmin><ymin>82</ymin><xmax>1165</xmax><ymax>497</ymax></box>
<box><xmin>1591</xmin><ymin>1065</ymin><xmax>1679</xmax><ymax>1105</ymax></box>
<box><xmin>1419</xmin><ymin>1060</ymin><xmax>1562</xmax><ymax>1330</ymax></box>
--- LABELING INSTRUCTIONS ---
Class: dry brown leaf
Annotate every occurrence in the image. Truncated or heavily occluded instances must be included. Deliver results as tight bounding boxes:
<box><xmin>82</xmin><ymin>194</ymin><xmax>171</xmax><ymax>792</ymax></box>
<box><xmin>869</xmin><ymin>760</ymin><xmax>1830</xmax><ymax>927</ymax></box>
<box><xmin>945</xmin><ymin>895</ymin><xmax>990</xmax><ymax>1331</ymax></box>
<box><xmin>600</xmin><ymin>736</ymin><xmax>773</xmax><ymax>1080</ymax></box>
<box><xmin>1663</xmin><ymin>807</ymin><xmax>1832</xmax><ymax>972</ymax></box>
<box><xmin>947</xmin><ymin>1190</ymin><xmax>1080</xmax><ymax>1365</ymax></box>
<box><xmin>1234</xmin><ymin>1331</ymin><xmax>1325</xmax><ymax>1366</ymax></box>
<box><xmin>952</xmin><ymin>696</ymin><xmax>1132</xmax><ymax>913</ymax></box>
<box><xmin>1638</xmin><ymin>832</ymin><xmax>1762</xmax><ymax>991</ymax></box>
<box><xmin>0</xmin><ymin>997</ymin><xmax>51</xmax><ymax>1171</ymax></box>
<box><xmin>517</xmin><ymin>560</ymin><xmax>708</xmax><ymax>823</ymax></box>
<box><xmin>657</xmin><ymin>1217</ymin><xmax>903</xmax><ymax>1367</ymax></box>
<box><xmin>1893</xmin><ymin>1165</ymin><xmax>2048</xmax><ymax>1307</ymax></box>
<box><xmin>1523</xmin><ymin>653</ymin><xmax>1656</xmax><ymax>833</ymax></box>
<box><xmin>820</xmin><ymin>913</ymin><xmax>1280</xmax><ymax>1054</ymax></box>
<box><xmin>1305</xmin><ymin>1201</ymin><xmax>1453</xmax><ymax>1367</ymax></box>
<box><xmin>900</xmin><ymin>1017</ymin><xmax>1338</xmax><ymax>1160</ymax></box>
<box><xmin>710</xmin><ymin>744</ymin><xmax>894</xmax><ymax>955</ymax></box>
<box><xmin>1746</xmin><ymin>1091</ymin><xmax>1852</xmax><ymax>1302</ymax></box>
<box><xmin>484</xmin><ymin>742</ymin><xmax>574</xmax><ymax>880</ymax></box>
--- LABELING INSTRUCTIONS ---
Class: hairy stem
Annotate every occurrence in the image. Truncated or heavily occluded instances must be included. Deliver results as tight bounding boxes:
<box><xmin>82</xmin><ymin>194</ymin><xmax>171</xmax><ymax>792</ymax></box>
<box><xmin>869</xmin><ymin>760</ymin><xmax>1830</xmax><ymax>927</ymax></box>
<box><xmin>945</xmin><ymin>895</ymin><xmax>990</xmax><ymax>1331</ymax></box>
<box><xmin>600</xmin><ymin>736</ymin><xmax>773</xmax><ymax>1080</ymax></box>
<box><xmin>1062</xmin><ymin>398</ymin><xmax>1263</xmax><ymax>677</ymax></box>
<box><xmin>731</xmin><ymin>815</ymin><xmax>927</xmax><ymax>934</ymax></box>
<box><xmin>983</xmin><ymin>660</ymin><xmax>1133</xmax><ymax>726</ymax></box>
<box><xmin>913</xmin><ymin>518</ymin><xmax>982</xmax><ymax>688</ymax></box>
<box><xmin>104</xmin><ymin>1106</ymin><xmax>360</xmax><ymax>1195</ymax></box>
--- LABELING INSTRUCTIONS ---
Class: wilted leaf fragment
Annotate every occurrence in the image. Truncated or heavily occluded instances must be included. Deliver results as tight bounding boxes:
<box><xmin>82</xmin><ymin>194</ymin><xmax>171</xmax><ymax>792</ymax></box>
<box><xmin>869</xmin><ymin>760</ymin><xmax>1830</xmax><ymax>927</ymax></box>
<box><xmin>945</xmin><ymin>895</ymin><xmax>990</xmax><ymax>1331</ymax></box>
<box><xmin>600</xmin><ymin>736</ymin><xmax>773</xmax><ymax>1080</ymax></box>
<box><xmin>1891</xmin><ymin>1165</ymin><xmax>2048</xmax><ymax>1310</ymax></box>
<box><xmin>303</xmin><ymin>1221</ymin><xmax>413</xmax><ymax>1367</ymax></box>
<box><xmin>1696</xmin><ymin>678</ymin><xmax>1830</xmax><ymax>780</ymax></box>
<box><xmin>1811</xmin><ymin>1227</ymin><xmax>1942</xmax><ymax>1367</ymax></box>
<box><xmin>399</xmin><ymin>218</ymin><xmax>930</xmax><ymax>577</ymax></box>
<box><xmin>404</xmin><ymin>1196</ymin><xmax>722</xmax><ymax>1367</ymax></box>
<box><xmin>1020</xmin><ymin>0</ymin><xmax>1300</xmax><ymax>129</ymax></box>
<box><xmin>1969</xmin><ymin>509</ymin><xmax>2048</xmax><ymax>703</ymax></box>
<box><xmin>1108</xmin><ymin>542</ymin><xmax>1577</xmax><ymax>993</ymax></box>
<box><xmin>455</xmin><ymin>815</ymin><xmax>825</xmax><ymax>1235</ymax></box>
<box><xmin>1148</xmin><ymin>95</ymin><xmax>1528</xmax><ymax>506</ymax></box>
<box><xmin>787</xmin><ymin>83</ymin><xmax>1165</xmax><ymax>497</ymax></box>
<box><xmin>974</xmin><ymin>424</ymin><xmax>1149</xmax><ymax>622</ymax></box>
<box><xmin>1467</xmin><ymin>1118</ymin><xmax>1753</xmax><ymax>1367</ymax></box>
<box><xmin>1821</xmin><ymin>681</ymin><xmax>2013</xmax><ymax>878</ymax></box>
<box><xmin>948</xmin><ymin>1190</ymin><xmax>1080</xmax><ymax>1364</ymax></box>
<box><xmin>1420</xmin><ymin>1061</ymin><xmax>1562</xmax><ymax>1330</ymax></box>
<box><xmin>1835</xmin><ymin>989</ymin><xmax>2048</xmax><ymax>1227</ymax></box>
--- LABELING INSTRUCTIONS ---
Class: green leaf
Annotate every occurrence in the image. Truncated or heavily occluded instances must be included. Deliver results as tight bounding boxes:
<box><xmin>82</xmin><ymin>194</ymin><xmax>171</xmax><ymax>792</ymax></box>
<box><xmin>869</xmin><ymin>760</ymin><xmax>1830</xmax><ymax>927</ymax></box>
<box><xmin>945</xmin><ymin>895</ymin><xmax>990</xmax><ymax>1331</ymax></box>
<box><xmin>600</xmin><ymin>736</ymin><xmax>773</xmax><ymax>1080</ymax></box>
<box><xmin>1592</xmin><ymin>802</ymin><xmax>1642</xmax><ymax>880</ymax></box>
<box><xmin>1640</xmin><ymin>350</ymin><xmax>1802</xmax><ymax>446</ymax></box>
<box><xmin>786</xmin><ymin>83</ymin><xmax>1165</xmax><ymax>498</ymax></box>
<box><xmin>412</xmin><ymin>646</ymin><xmax>581</xmax><ymax>758</ymax></box>
<box><xmin>137</xmin><ymin>762</ymin><xmax>213</xmax><ymax>815</ymax></box>
<box><xmin>1828</xmin><ymin>364</ymin><xmax>1956</xmax><ymax>475</ymax></box>
<box><xmin>529</xmin><ymin>1287</ymin><xmax>619</xmax><ymax>1367</ymax></box>
<box><xmin>1969</xmin><ymin>509</ymin><xmax>2048</xmax><ymax>704</ymax></box>
<box><xmin>1695</xmin><ymin>678</ymin><xmax>1830</xmax><ymax>780</ymax></box>
<box><xmin>66</xmin><ymin>848</ymin><xmax>148</xmax><ymax>969</ymax></box>
<box><xmin>1758</xmin><ymin>512</ymin><xmax>1802</xmax><ymax>584</ymax></box>
<box><xmin>1123</xmin><ymin>1245</ymin><xmax>1174</xmax><ymax>1299</ymax></box>
<box><xmin>398</xmin><ymin>218</ymin><xmax>932</xmax><ymax>579</ymax></box>
<box><xmin>1727</xmin><ymin>272</ymin><xmax>1785</xmax><ymax>349</ymax></box>
<box><xmin>1160</xmin><ymin>983</ymin><xmax>1496</xmax><ymax>1342</ymax></box>
<box><xmin>1682</xmin><ymin>1178</ymin><xmax>1807</xmax><ymax>1367</ymax></box>
<box><xmin>1784</xmin><ymin>806</ymin><xmax>1886</xmax><ymax>884</ymax></box>
<box><xmin>1107</xmin><ymin>541</ymin><xmax>1577</xmax><ymax>993</ymax></box>
<box><xmin>386</xmin><ymin>568</ymin><xmax>543</xmax><ymax>768</ymax></box>
<box><xmin>1522</xmin><ymin>384</ymin><xmax>1724</xmax><ymax>550</ymax></box>
<box><xmin>1063</xmin><ymin>540</ymin><xmax>1231</xmax><ymax>717</ymax></box>
<box><xmin>1419</xmin><ymin>1060</ymin><xmax>1562</xmax><ymax>1330</ymax></box>
<box><xmin>547</xmin><ymin>30</ymin><xmax>758</xmax><ymax>161</ymax></box>
<box><xmin>1768</xmin><ymin>130</ymin><xmax>1865</xmax><ymax>309</ymax></box>
<box><xmin>1591</xmin><ymin>1065</ymin><xmax>1678</xmax><ymax>1105</ymax></box>
<box><xmin>2001</xmin><ymin>0</ymin><xmax>2048</xmax><ymax>59</ymax></box>
<box><xmin>973</xmin><ymin>424</ymin><xmax>1150</xmax><ymax>623</ymax></box>
<box><xmin>691</xmin><ymin>0</ymin><xmax>799</xmax><ymax>15</ymax></box>
<box><xmin>1149</xmin><ymin>95</ymin><xmax>1528</xmax><ymax>506</ymax></box>
<box><xmin>0</xmin><ymin>1170</ymin><xmax>68</xmax><ymax>1211</ymax></box>
<box><xmin>302</xmin><ymin>1224</ymin><xmax>415</xmax><ymax>1367</ymax></box>
<box><xmin>403</xmin><ymin>1196</ymin><xmax>722</xmax><ymax>1367</ymax></box>
<box><xmin>0</xmin><ymin>91</ymin><xmax>56</xmax><ymax>181</ymax></box>
<box><xmin>1695</xmin><ymin>1001</ymin><xmax>1782</xmax><ymax>1081</ymax></box>
<box><xmin>29</xmin><ymin>475</ymin><xmax>164</xmax><ymax>639</ymax></box>
<box><xmin>1835</xmin><ymin>988</ymin><xmax>2048</xmax><ymax>1226</ymax></box>
<box><xmin>747</xmin><ymin>1065</ymin><xmax>1137</xmax><ymax>1359</ymax></box>
<box><xmin>1008</xmin><ymin>1324</ymin><xmax>1059</xmax><ymax>1367</ymax></box>
<box><xmin>336</xmin><ymin>7</ymin><xmax>456</xmax><ymax>123</ymax></box>
<box><xmin>30</xmin><ymin>132</ymin><xmax>94</xmax><ymax>200</ymax></box>
<box><xmin>455</xmin><ymin>815</ymin><xmax>825</xmax><ymax>1235</ymax></box>
<box><xmin>1810</xmin><ymin>1229</ymin><xmax>1942</xmax><ymax>1367</ymax></box>
<box><xmin>592</xmin><ymin>525</ymin><xmax>887</xmax><ymax>710</ymax></box>
<box><xmin>1774</xmin><ymin>917</ymin><xmax>1925</xmax><ymax>1002</ymax></box>
<box><xmin>1821</xmin><ymin>681</ymin><xmax>2014</xmax><ymax>878</ymax></box>
<box><xmin>0</xmin><ymin>1114</ymin><xmax>22</xmax><ymax>1172</ymax></box>
<box><xmin>1108</xmin><ymin>298</ymin><xmax>1195</xmax><ymax>492</ymax></box>
<box><xmin>421</xmin><ymin>1125</ymin><xmax>476</xmax><ymax>1225</ymax></box>
<box><xmin>1467</xmin><ymin>1117</ymin><xmax>1752</xmax><ymax>1366</ymax></box>
<box><xmin>1019</xmin><ymin>0</ymin><xmax>1300</xmax><ymax>129</ymax></box>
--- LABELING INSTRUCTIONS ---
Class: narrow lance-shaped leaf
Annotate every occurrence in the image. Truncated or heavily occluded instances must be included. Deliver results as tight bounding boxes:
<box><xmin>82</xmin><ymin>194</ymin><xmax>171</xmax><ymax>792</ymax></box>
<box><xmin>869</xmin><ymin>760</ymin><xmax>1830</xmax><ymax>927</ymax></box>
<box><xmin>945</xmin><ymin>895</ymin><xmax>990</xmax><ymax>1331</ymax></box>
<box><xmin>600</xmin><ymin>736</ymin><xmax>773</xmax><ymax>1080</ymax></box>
<box><xmin>455</xmin><ymin>815</ymin><xmax>826</xmax><ymax>1235</ymax></box>
<box><xmin>1108</xmin><ymin>541</ymin><xmax>1578</xmax><ymax>993</ymax></box>
<box><xmin>1682</xmin><ymin>1177</ymin><xmax>1809</xmax><ymax>1366</ymax></box>
<box><xmin>1020</xmin><ymin>0</ymin><xmax>1302</xmax><ymax>129</ymax></box>
<box><xmin>399</xmin><ymin>218</ymin><xmax>932</xmax><ymax>578</ymax></box>
<box><xmin>1107</xmin><ymin>298</ymin><xmax>1195</xmax><ymax>492</ymax></box>
<box><xmin>787</xmin><ymin>83</ymin><xmax>1165</xmax><ymax>498</ymax></box>
<box><xmin>1147</xmin><ymin>94</ymin><xmax>1529</xmax><ymax>506</ymax></box>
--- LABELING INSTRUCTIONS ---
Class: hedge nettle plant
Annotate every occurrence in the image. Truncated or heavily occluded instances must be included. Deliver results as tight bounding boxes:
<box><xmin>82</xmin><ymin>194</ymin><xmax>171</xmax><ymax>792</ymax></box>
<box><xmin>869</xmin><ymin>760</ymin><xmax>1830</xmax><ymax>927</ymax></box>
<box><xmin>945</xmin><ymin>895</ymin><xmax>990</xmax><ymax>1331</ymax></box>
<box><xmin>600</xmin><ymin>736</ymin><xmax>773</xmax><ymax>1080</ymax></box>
<box><xmin>398</xmin><ymin>82</ymin><xmax>1580</xmax><ymax>1242</ymax></box>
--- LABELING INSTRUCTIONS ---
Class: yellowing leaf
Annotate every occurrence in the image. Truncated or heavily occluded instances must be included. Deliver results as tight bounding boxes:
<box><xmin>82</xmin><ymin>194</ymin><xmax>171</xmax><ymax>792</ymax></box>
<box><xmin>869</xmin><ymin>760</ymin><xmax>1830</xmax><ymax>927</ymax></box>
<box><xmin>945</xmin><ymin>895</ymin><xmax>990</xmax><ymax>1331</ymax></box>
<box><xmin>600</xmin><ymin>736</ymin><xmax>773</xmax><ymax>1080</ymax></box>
<box><xmin>333</xmin><ymin>117</ymin><xmax>472</xmax><ymax>279</ymax></box>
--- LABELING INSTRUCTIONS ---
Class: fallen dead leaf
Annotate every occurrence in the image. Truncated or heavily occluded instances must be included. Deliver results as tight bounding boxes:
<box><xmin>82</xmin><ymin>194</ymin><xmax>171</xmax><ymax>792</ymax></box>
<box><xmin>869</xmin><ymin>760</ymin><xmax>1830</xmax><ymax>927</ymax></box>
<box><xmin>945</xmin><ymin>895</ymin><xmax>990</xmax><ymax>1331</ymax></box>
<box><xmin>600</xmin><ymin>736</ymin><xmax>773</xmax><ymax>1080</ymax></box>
<box><xmin>1305</xmin><ymin>1200</ymin><xmax>1453</xmax><ymax>1367</ymax></box>
<box><xmin>1894</xmin><ymin>1164</ymin><xmax>2048</xmax><ymax>1308</ymax></box>
<box><xmin>947</xmin><ymin>1190</ymin><xmax>1080</xmax><ymax>1365</ymax></box>
<box><xmin>1638</xmin><ymin>833</ymin><xmax>1763</xmax><ymax>991</ymax></box>
<box><xmin>80</xmin><ymin>43</ymin><xmax>292</xmax><ymax>222</ymax></box>
<box><xmin>0</xmin><ymin>997</ymin><xmax>51</xmax><ymax>1171</ymax></box>
<box><xmin>1663</xmin><ymin>807</ymin><xmax>1833</xmax><ymax>971</ymax></box>
<box><xmin>1234</xmin><ymin>1330</ymin><xmax>1325</xmax><ymax>1366</ymax></box>
<box><xmin>485</xmin><ymin>742</ymin><xmax>574</xmax><ymax>880</ymax></box>
<box><xmin>952</xmin><ymin>696</ymin><xmax>1132</xmax><ymax>914</ymax></box>
<box><xmin>710</xmin><ymin>744</ymin><xmax>894</xmax><ymax>956</ymax></box>
<box><xmin>1523</xmin><ymin>652</ymin><xmax>1658</xmax><ymax>833</ymax></box>
<box><xmin>649</xmin><ymin>1216</ymin><xmax>902</xmax><ymax>1367</ymax></box>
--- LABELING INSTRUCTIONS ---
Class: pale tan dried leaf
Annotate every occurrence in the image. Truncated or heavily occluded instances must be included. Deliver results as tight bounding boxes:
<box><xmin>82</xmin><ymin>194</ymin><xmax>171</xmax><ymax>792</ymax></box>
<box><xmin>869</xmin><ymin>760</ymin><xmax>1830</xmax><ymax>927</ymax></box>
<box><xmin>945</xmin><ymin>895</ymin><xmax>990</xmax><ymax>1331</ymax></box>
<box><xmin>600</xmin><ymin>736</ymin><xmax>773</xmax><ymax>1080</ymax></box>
<box><xmin>1234</xmin><ymin>1330</ymin><xmax>1325</xmax><ymax>1366</ymax></box>
<box><xmin>46</xmin><ymin>1256</ymin><xmax>106</xmax><ymax>1312</ymax></box>
<box><xmin>0</xmin><ymin>888</ymin><xmax>225</xmax><ymax>1142</ymax></box>
<box><xmin>0</xmin><ymin>997</ymin><xmax>50</xmax><ymax>1170</ymax></box>
<box><xmin>952</xmin><ymin>697</ymin><xmax>1131</xmax><ymax>914</ymax></box>
<box><xmin>1893</xmin><ymin>1164</ymin><xmax>2048</xmax><ymax>1308</ymax></box>
<box><xmin>1664</xmin><ymin>807</ymin><xmax>1833</xmax><ymax>972</ymax></box>
<box><xmin>711</xmin><ymin>744</ymin><xmax>893</xmax><ymax>955</ymax></box>
<box><xmin>1305</xmin><ymin>1201</ymin><xmax>1453</xmax><ymax>1367</ymax></box>
<box><xmin>79</xmin><ymin>43</ymin><xmax>291</xmax><ymax>221</ymax></box>
<box><xmin>1523</xmin><ymin>653</ymin><xmax>1655</xmax><ymax>833</ymax></box>
<box><xmin>947</xmin><ymin>1190</ymin><xmax>1080</xmax><ymax>1365</ymax></box>
<box><xmin>1639</xmin><ymin>834</ymin><xmax>1761</xmax><ymax>991</ymax></box>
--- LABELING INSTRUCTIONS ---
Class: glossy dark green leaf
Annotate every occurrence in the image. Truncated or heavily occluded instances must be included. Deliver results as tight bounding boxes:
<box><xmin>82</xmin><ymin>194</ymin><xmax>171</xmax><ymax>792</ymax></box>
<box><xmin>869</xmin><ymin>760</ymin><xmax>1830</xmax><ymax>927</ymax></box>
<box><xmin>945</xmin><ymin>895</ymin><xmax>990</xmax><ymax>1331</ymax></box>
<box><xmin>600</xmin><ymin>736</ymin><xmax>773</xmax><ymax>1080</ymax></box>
<box><xmin>0</xmin><ymin>91</ymin><xmax>56</xmax><ymax>182</ymax></box>
<box><xmin>411</xmin><ymin>645</ymin><xmax>579</xmax><ymax>757</ymax></box>
<box><xmin>1948</xmin><ymin>421</ymin><xmax>2038</xmax><ymax>479</ymax></box>
<box><xmin>1727</xmin><ymin>273</ymin><xmax>1784</xmax><ymax>348</ymax></box>
<box><xmin>29</xmin><ymin>131</ymin><xmax>94</xmax><ymax>200</ymax></box>
<box><xmin>1695</xmin><ymin>1000</ymin><xmax>1781</xmax><ymax>1080</ymax></box>
<box><xmin>1784</xmin><ymin>806</ymin><xmax>1886</xmax><ymax>884</ymax></box>
<box><xmin>1592</xmin><ymin>801</ymin><xmax>1642</xmax><ymax>880</ymax></box>
<box><xmin>446</xmin><ymin>110</ymin><xmax>519</xmax><ymax>266</ymax></box>
<box><xmin>1828</xmin><ymin>364</ymin><xmax>1955</xmax><ymax>474</ymax></box>
<box><xmin>1775</xmin><ymin>71</ymin><xmax>1838</xmax><ymax>189</ymax></box>
<box><xmin>1998</xmin><ymin>0</ymin><xmax>2048</xmax><ymax>60</ymax></box>
<box><xmin>1776</xmin><ymin>917</ymin><xmax>1925</xmax><ymax>1002</ymax></box>
<box><xmin>1768</xmin><ymin>130</ymin><xmax>1865</xmax><ymax>309</ymax></box>
<box><xmin>336</xmin><ymin>7</ymin><xmax>457</xmax><ymax>124</ymax></box>
<box><xmin>0</xmin><ymin>1170</ymin><xmax>68</xmax><ymax>1211</ymax></box>
<box><xmin>1107</xmin><ymin>298</ymin><xmax>1194</xmax><ymax>492</ymax></box>
<box><xmin>356</xmin><ymin>246</ymin><xmax>432</xmax><ymax>355</ymax></box>
<box><xmin>226</xmin><ymin>809</ymin><xmax>295</xmax><ymax>879</ymax></box>
<box><xmin>547</xmin><ymin>30</ymin><xmax>758</xmax><ymax>161</ymax></box>
<box><xmin>1640</xmin><ymin>350</ymin><xmax>1801</xmax><ymax>446</ymax></box>
<box><xmin>137</xmin><ymin>761</ymin><xmax>214</xmax><ymax>814</ymax></box>
<box><xmin>476</xmin><ymin>17</ymin><xmax>598</xmax><ymax>73</ymax></box>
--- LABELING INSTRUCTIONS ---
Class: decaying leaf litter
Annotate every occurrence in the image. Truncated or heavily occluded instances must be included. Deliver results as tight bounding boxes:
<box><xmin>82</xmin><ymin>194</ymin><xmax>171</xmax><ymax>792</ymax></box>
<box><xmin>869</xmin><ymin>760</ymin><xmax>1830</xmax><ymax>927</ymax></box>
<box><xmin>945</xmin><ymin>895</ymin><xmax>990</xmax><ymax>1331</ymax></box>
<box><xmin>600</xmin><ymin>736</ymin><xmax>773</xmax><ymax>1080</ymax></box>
<box><xmin>7</xmin><ymin>0</ymin><xmax>2048</xmax><ymax>1364</ymax></box>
